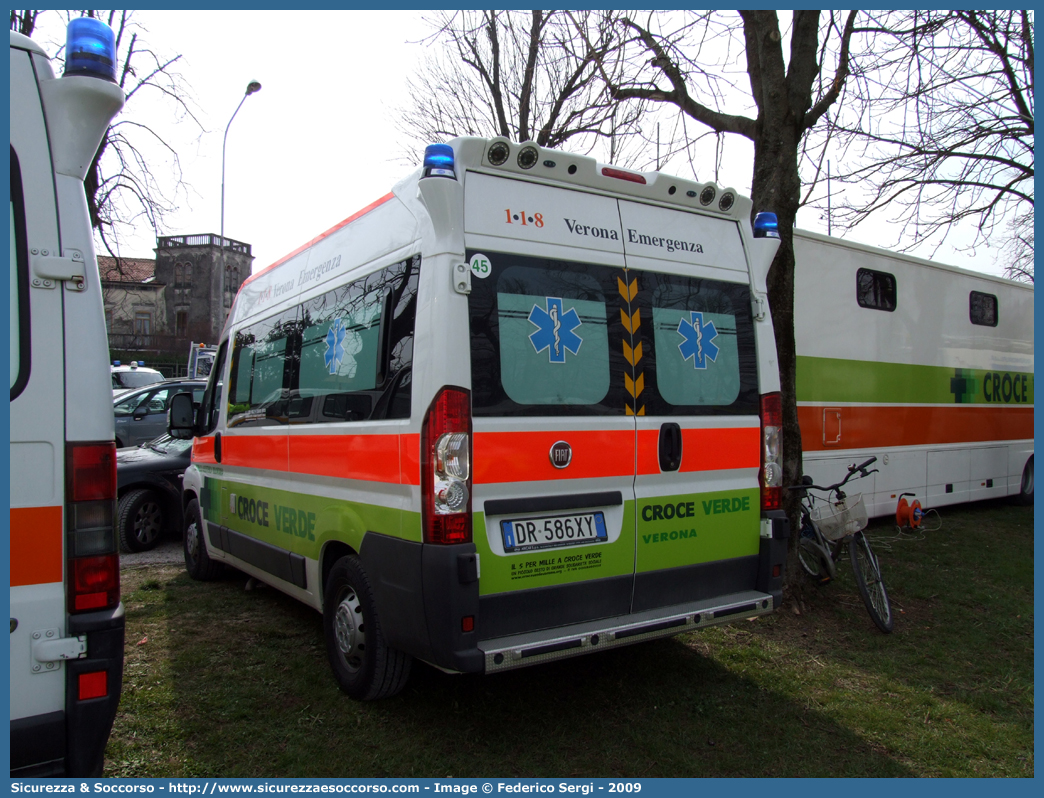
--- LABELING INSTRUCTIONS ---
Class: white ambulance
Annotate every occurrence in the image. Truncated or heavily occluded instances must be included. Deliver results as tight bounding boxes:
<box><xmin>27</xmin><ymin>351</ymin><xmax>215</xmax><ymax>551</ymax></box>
<box><xmin>169</xmin><ymin>137</ymin><xmax>788</xmax><ymax>700</ymax></box>
<box><xmin>793</xmin><ymin>231</ymin><xmax>1034</xmax><ymax>515</ymax></box>
<box><xmin>10</xmin><ymin>20</ymin><xmax>126</xmax><ymax>775</ymax></box>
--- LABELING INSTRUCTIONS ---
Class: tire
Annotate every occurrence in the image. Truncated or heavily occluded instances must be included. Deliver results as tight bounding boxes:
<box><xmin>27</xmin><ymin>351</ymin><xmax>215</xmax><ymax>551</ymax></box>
<box><xmin>1015</xmin><ymin>456</ymin><xmax>1033</xmax><ymax>505</ymax></box>
<box><xmin>118</xmin><ymin>488</ymin><xmax>165</xmax><ymax>552</ymax></box>
<box><xmin>183</xmin><ymin>498</ymin><xmax>223</xmax><ymax>581</ymax></box>
<box><xmin>849</xmin><ymin>531</ymin><xmax>894</xmax><ymax>633</ymax></box>
<box><xmin>114</xmin><ymin>437</ymin><xmax>125</xmax><ymax>449</ymax></box>
<box><xmin>323</xmin><ymin>555</ymin><xmax>411</xmax><ymax>700</ymax></box>
<box><xmin>797</xmin><ymin>519</ymin><xmax>825</xmax><ymax>580</ymax></box>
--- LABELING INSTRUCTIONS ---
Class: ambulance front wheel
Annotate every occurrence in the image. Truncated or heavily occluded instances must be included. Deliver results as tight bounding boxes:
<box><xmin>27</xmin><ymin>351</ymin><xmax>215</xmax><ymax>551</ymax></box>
<box><xmin>184</xmin><ymin>498</ymin><xmax>223</xmax><ymax>581</ymax></box>
<box><xmin>323</xmin><ymin>555</ymin><xmax>412</xmax><ymax>700</ymax></box>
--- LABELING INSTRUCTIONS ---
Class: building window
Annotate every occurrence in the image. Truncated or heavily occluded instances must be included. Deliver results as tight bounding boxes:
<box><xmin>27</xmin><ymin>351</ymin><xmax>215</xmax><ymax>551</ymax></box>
<box><xmin>175</xmin><ymin>310</ymin><xmax>188</xmax><ymax>337</ymax></box>
<box><xmin>134</xmin><ymin>311</ymin><xmax>152</xmax><ymax>336</ymax></box>
<box><xmin>969</xmin><ymin>291</ymin><xmax>998</xmax><ymax>327</ymax></box>
<box><xmin>174</xmin><ymin>261</ymin><xmax>191</xmax><ymax>287</ymax></box>
<box><xmin>856</xmin><ymin>268</ymin><xmax>897</xmax><ymax>312</ymax></box>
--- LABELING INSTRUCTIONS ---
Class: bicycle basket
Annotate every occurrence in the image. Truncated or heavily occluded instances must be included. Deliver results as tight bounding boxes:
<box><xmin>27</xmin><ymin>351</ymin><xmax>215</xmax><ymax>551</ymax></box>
<box><xmin>811</xmin><ymin>494</ymin><xmax>869</xmax><ymax>541</ymax></box>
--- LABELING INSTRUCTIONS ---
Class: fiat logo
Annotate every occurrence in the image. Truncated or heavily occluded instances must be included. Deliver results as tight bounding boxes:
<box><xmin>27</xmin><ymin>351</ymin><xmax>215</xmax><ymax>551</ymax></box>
<box><xmin>549</xmin><ymin>441</ymin><xmax>572</xmax><ymax>469</ymax></box>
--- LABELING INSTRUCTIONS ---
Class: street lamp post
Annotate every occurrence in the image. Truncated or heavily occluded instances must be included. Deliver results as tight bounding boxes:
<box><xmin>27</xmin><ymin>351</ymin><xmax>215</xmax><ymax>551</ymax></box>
<box><xmin>219</xmin><ymin>80</ymin><xmax>261</xmax><ymax>323</ymax></box>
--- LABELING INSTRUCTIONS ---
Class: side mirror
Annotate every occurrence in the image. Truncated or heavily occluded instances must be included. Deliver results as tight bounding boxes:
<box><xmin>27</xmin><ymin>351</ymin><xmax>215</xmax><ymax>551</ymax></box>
<box><xmin>168</xmin><ymin>392</ymin><xmax>195</xmax><ymax>439</ymax></box>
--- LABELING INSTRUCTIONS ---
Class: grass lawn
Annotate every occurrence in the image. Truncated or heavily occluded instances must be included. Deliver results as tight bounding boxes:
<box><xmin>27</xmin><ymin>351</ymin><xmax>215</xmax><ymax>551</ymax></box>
<box><xmin>105</xmin><ymin>499</ymin><xmax>1033</xmax><ymax>777</ymax></box>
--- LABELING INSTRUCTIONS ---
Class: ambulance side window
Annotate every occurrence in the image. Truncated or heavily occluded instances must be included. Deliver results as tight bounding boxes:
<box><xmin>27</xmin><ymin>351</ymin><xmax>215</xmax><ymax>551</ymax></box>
<box><xmin>226</xmin><ymin>308</ymin><xmax>297</xmax><ymax>428</ymax></box>
<box><xmin>10</xmin><ymin>147</ymin><xmax>30</xmax><ymax>400</ymax></box>
<box><xmin>288</xmin><ymin>256</ymin><xmax>417</xmax><ymax>424</ymax></box>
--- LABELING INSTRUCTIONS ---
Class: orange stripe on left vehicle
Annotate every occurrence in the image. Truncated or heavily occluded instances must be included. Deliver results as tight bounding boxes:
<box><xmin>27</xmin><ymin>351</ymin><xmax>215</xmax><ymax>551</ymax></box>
<box><xmin>10</xmin><ymin>506</ymin><xmax>63</xmax><ymax>586</ymax></box>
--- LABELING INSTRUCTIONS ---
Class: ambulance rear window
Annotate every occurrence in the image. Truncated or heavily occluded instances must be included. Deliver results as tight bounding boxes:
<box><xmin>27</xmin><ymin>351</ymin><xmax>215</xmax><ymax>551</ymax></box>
<box><xmin>468</xmin><ymin>250</ymin><xmax>757</xmax><ymax>418</ymax></box>
<box><xmin>469</xmin><ymin>251</ymin><xmax>626</xmax><ymax>417</ymax></box>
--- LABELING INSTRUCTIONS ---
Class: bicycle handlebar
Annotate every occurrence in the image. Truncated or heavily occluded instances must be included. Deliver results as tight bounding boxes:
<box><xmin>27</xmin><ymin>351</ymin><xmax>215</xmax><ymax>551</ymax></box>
<box><xmin>787</xmin><ymin>456</ymin><xmax>878</xmax><ymax>494</ymax></box>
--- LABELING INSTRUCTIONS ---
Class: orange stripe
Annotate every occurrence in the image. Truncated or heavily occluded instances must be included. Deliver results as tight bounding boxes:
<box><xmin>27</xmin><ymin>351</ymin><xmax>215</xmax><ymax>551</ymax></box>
<box><xmin>799</xmin><ymin>405</ymin><xmax>1034</xmax><ymax>452</ymax></box>
<box><xmin>289</xmin><ymin>434</ymin><xmax>400</xmax><ymax>483</ymax></box>
<box><xmin>399</xmin><ymin>433</ymin><xmax>420</xmax><ymax>486</ymax></box>
<box><xmin>637</xmin><ymin>427</ymin><xmax>760</xmax><ymax>475</ymax></box>
<box><xmin>224</xmin><ymin>435</ymin><xmax>288</xmax><ymax>471</ymax></box>
<box><xmin>239</xmin><ymin>193</ymin><xmax>394</xmax><ymax>290</ymax></box>
<box><xmin>10</xmin><ymin>506</ymin><xmax>63</xmax><ymax>586</ymax></box>
<box><xmin>192</xmin><ymin>436</ymin><xmax>216</xmax><ymax>464</ymax></box>
<box><xmin>474</xmin><ymin>429</ymin><xmax>635</xmax><ymax>484</ymax></box>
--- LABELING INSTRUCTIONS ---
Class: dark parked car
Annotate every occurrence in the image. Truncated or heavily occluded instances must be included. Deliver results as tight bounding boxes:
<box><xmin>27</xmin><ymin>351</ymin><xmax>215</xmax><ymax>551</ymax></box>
<box><xmin>116</xmin><ymin>434</ymin><xmax>193</xmax><ymax>552</ymax></box>
<box><xmin>113</xmin><ymin>379</ymin><xmax>206</xmax><ymax>448</ymax></box>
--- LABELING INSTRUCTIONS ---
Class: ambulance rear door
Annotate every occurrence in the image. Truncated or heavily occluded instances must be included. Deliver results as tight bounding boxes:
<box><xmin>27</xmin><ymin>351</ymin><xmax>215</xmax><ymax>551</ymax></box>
<box><xmin>10</xmin><ymin>38</ymin><xmax>68</xmax><ymax>733</ymax></box>
<box><xmin>618</xmin><ymin>200</ymin><xmax>764</xmax><ymax>612</ymax></box>
<box><xmin>464</xmin><ymin>172</ymin><xmax>638</xmax><ymax>640</ymax></box>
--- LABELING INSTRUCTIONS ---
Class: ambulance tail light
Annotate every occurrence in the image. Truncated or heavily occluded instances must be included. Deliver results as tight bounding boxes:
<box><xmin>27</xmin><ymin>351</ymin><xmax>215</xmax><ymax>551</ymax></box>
<box><xmin>66</xmin><ymin>442</ymin><xmax>120</xmax><ymax>613</ymax></box>
<box><xmin>760</xmin><ymin>393</ymin><xmax>783</xmax><ymax>511</ymax></box>
<box><xmin>422</xmin><ymin>387</ymin><xmax>472</xmax><ymax>545</ymax></box>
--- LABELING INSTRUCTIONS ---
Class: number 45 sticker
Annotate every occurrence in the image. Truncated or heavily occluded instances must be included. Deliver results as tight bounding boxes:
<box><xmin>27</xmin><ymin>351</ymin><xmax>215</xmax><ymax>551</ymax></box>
<box><xmin>470</xmin><ymin>253</ymin><xmax>492</xmax><ymax>279</ymax></box>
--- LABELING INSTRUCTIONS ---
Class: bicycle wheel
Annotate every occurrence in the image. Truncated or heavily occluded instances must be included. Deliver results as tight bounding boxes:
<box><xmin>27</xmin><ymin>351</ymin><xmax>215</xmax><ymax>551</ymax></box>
<box><xmin>797</xmin><ymin>520</ymin><xmax>827</xmax><ymax>581</ymax></box>
<box><xmin>849</xmin><ymin>531</ymin><xmax>894</xmax><ymax>632</ymax></box>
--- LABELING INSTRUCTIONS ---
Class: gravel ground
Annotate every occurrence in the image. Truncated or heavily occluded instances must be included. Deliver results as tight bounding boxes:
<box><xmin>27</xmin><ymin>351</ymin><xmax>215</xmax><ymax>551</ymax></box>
<box><xmin>120</xmin><ymin>537</ymin><xmax>183</xmax><ymax>568</ymax></box>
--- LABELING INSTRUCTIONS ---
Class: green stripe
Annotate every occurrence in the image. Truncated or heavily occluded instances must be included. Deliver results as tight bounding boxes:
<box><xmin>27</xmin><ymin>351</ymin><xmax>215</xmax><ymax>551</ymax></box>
<box><xmin>201</xmin><ymin>478</ymin><xmax>419</xmax><ymax>561</ymax></box>
<box><xmin>797</xmin><ymin>356</ymin><xmax>1034</xmax><ymax>405</ymax></box>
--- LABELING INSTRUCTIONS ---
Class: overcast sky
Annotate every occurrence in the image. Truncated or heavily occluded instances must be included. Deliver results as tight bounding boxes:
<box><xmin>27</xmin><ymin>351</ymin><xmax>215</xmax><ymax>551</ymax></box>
<box><xmin>32</xmin><ymin>10</ymin><xmax>1009</xmax><ymax>278</ymax></box>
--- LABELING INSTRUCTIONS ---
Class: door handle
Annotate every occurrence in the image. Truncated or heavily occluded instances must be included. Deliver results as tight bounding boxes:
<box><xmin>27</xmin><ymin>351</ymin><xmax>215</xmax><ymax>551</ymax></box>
<box><xmin>658</xmin><ymin>423</ymin><xmax>682</xmax><ymax>472</ymax></box>
<box><xmin>214</xmin><ymin>432</ymin><xmax>222</xmax><ymax>463</ymax></box>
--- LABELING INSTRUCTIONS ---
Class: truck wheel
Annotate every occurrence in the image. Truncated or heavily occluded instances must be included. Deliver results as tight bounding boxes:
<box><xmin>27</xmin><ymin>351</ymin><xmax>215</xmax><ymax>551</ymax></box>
<box><xmin>183</xmin><ymin>498</ymin><xmax>223</xmax><ymax>581</ymax></box>
<box><xmin>323</xmin><ymin>555</ymin><xmax>411</xmax><ymax>700</ymax></box>
<box><xmin>1015</xmin><ymin>456</ymin><xmax>1033</xmax><ymax>505</ymax></box>
<box><xmin>118</xmin><ymin>488</ymin><xmax>164</xmax><ymax>552</ymax></box>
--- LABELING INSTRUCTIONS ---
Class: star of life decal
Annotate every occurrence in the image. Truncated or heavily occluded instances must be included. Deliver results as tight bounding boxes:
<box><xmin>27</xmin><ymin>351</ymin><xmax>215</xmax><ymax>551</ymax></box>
<box><xmin>678</xmin><ymin>311</ymin><xmax>719</xmax><ymax>369</ymax></box>
<box><xmin>324</xmin><ymin>318</ymin><xmax>348</xmax><ymax>375</ymax></box>
<box><xmin>528</xmin><ymin>297</ymin><xmax>583</xmax><ymax>363</ymax></box>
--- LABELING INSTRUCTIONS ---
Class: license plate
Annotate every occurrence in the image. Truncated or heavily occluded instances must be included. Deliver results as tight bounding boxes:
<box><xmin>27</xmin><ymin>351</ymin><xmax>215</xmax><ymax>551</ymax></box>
<box><xmin>500</xmin><ymin>512</ymin><xmax>608</xmax><ymax>553</ymax></box>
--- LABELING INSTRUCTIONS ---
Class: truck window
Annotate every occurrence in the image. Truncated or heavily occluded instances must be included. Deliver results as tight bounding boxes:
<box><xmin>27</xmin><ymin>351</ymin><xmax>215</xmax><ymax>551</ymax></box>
<box><xmin>856</xmin><ymin>267</ymin><xmax>897</xmax><ymax>312</ymax></box>
<box><xmin>10</xmin><ymin>147</ymin><xmax>30</xmax><ymax>399</ymax></box>
<box><xmin>969</xmin><ymin>291</ymin><xmax>998</xmax><ymax>327</ymax></box>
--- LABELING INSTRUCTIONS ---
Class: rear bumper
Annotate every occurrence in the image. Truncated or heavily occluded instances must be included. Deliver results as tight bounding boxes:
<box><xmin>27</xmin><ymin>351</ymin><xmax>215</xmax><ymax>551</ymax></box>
<box><xmin>10</xmin><ymin>604</ymin><xmax>125</xmax><ymax>777</ymax></box>
<box><xmin>478</xmin><ymin>589</ymin><xmax>775</xmax><ymax>673</ymax></box>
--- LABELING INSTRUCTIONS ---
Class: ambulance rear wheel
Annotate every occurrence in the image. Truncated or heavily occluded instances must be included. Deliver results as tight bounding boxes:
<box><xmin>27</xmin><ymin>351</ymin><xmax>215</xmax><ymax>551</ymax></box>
<box><xmin>323</xmin><ymin>555</ymin><xmax>411</xmax><ymax>700</ymax></box>
<box><xmin>184</xmin><ymin>498</ymin><xmax>223</xmax><ymax>581</ymax></box>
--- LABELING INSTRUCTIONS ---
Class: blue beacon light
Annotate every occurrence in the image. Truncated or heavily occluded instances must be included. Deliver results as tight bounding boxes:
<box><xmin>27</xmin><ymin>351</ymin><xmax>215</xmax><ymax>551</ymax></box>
<box><xmin>753</xmin><ymin>212</ymin><xmax>780</xmax><ymax>239</ymax></box>
<box><xmin>423</xmin><ymin>143</ymin><xmax>456</xmax><ymax>180</ymax></box>
<box><xmin>63</xmin><ymin>17</ymin><xmax>118</xmax><ymax>82</ymax></box>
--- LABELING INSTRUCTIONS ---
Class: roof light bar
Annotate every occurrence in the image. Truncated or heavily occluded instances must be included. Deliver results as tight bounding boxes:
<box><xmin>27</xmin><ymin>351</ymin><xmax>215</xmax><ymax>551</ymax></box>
<box><xmin>753</xmin><ymin>212</ymin><xmax>780</xmax><ymax>239</ymax></box>
<box><xmin>423</xmin><ymin>143</ymin><xmax>456</xmax><ymax>180</ymax></box>
<box><xmin>64</xmin><ymin>17</ymin><xmax>117</xmax><ymax>82</ymax></box>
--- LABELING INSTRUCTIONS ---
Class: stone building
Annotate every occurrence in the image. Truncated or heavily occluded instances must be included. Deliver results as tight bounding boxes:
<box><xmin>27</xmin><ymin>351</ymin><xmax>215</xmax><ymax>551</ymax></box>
<box><xmin>100</xmin><ymin>233</ymin><xmax>253</xmax><ymax>374</ymax></box>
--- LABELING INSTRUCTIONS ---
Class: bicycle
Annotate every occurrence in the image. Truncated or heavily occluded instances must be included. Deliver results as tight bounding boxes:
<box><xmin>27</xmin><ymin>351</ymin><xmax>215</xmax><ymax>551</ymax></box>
<box><xmin>789</xmin><ymin>457</ymin><xmax>894</xmax><ymax>633</ymax></box>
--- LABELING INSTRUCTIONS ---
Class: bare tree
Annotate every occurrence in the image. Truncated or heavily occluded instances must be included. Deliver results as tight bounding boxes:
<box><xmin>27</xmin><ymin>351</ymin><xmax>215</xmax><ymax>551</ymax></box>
<box><xmin>821</xmin><ymin>10</ymin><xmax>1034</xmax><ymax>280</ymax></box>
<box><xmin>11</xmin><ymin>10</ymin><xmax>203</xmax><ymax>271</ymax></box>
<box><xmin>593</xmin><ymin>11</ymin><xmax>860</xmax><ymax>549</ymax></box>
<box><xmin>399</xmin><ymin>10</ymin><xmax>645</xmax><ymax>164</ymax></box>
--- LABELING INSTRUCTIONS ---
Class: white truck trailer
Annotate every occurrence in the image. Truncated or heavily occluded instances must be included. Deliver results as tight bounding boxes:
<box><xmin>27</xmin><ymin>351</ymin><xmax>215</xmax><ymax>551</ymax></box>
<box><xmin>793</xmin><ymin>230</ymin><xmax>1033</xmax><ymax>517</ymax></box>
